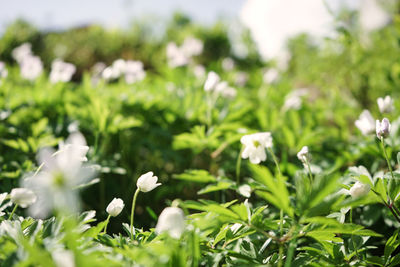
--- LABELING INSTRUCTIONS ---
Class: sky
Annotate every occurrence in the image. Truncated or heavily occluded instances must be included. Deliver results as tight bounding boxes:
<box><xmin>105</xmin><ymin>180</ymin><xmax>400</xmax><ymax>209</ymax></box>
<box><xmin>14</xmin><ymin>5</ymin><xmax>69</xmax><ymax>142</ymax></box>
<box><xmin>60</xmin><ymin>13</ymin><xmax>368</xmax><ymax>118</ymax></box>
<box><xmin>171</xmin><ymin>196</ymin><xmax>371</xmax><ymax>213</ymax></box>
<box><xmin>0</xmin><ymin>0</ymin><xmax>245</xmax><ymax>33</ymax></box>
<box><xmin>0</xmin><ymin>0</ymin><xmax>393</xmax><ymax>60</ymax></box>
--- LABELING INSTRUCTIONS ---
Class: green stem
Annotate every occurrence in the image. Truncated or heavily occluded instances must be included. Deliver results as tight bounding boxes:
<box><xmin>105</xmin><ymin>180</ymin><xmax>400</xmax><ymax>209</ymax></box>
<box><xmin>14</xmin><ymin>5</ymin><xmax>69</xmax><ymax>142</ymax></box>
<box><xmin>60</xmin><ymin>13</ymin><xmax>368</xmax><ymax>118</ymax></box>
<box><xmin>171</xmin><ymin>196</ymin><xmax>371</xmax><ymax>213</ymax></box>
<box><xmin>268</xmin><ymin>147</ymin><xmax>281</xmax><ymax>176</ymax></box>
<box><xmin>278</xmin><ymin>243</ymin><xmax>284</xmax><ymax>267</ymax></box>
<box><xmin>130</xmin><ymin>188</ymin><xmax>140</xmax><ymax>239</ymax></box>
<box><xmin>381</xmin><ymin>137</ymin><xmax>394</xmax><ymax>180</ymax></box>
<box><xmin>284</xmin><ymin>239</ymin><xmax>297</xmax><ymax>267</ymax></box>
<box><xmin>94</xmin><ymin>131</ymin><xmax>100</xmax><ymax>155</ymax></box>
<box><xmin>393</xmin><ymin>204</ymin><xmax>400</xmax><ymax>218</ymax></box>
<box><xmin>8</xmin><ymin>204</ymin><xmax>18</xmax><ymax>220</ymax></box>
<box><xmin>371</xmin><ymin>189</ymin><xmax>400</xmax><ymax>223</ymax></box>
<box><xmin>33</xmin><ymin>162</ymin><xmax>45</xmax><ymax>177</ymax></box>
<box><xmin>350</xmin><ymin>208</ymin><xmax>359</xmax><ymax>259</ymax></box>
<box><xmin>278</xmin><ymin>207</ymin><xmax>284</xmax><ymax>267</ymax></box>
<box><xmin>236</xmin><ymin>146</ymin><xmax>244</xmax><ymax>185</ymax></box>
<box><xmin>305</xmin><ymin>159</ymin><xmax>313</xmax><ymax>185</ymax></box>
<box><xmin>206</xmin><ymin>94</ymin><xmax>213</xmax><ymax>130</ymax></box>
<box><xmin>102</xmin><ymin>215</ymin><xmax>111</xmax><ymax>234</ymax></box>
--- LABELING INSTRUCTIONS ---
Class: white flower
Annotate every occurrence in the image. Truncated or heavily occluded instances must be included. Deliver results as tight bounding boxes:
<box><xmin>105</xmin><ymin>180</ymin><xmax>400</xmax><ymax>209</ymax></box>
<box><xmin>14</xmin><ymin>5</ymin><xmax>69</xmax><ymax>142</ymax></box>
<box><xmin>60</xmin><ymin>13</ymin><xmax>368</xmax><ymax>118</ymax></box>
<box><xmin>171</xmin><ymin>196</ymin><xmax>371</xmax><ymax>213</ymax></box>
<box><xmin>155</xmin><ymin>207</ymin><xmax>185</xmax><ymax>238</ymax></box>
<box><xmin>235</xmin><ymin>72</ymin><xmax>248</xmax><ymax>87</ymax></box>
<box><xmin>355</xmin><ymin>110</ymin><xmax>375</xmax><ymax>136</ymax></box>
<box><xmin>263</xmin><ymin>68</ymin><xmax>279</xmax><ymax>84</ymax></box>
<box><xmin>0</xmin><ymin>193</ymin><xmax>11</xmax><ymax>217</ymax></box>
<box><xmin>50</xmin><ymin>59</ymin><xmax>76</xmax><ymax>83</ymax></box>
<box><xmin>240</xmin><ymin>132</ymin><xmax>273</xmax><ymax>164</ymax></box>
<box><xmin>349</xmin><ymin>181</ymin><xmax>370</xmax><ymax>198</ymax></box>
<box><xmin>221</xmin><ymin>86</ymin><xmax>237</xmax><ymax>99</ymax></box>
<box><xmin>10</xmin><ymin>188</ymin><xmax>37</xmax><ymax>208</ymax></box>
<box><xmin>136</xmin><ymin>171</ymin><xmax>161</xmax><ymax>192</ymax></box>
<box><xmin>166</xmin><ymin>42</ymin><xmax>189</xmax><ymax>68</ymax></box>
<box><xmin>0</xmin><ymin>62</ymin><xmax>8</xmax><ymax>79</ymax></box>
<box><xmin>376</xmin><ymin>118</ymin><xmax>391</xmax><ymax>139</ymax></box>
<box><xmin>214</xmin><ymin>81</ymin><xmax>237</xmax><ymax>98</ymax></box>
<box><xmin>377</xmin><ymin>96</ymin><xmax>394</xmax><ymax>113</ymax></box>
<box><xmin>204</xmin><ymin>71</ymin><xmax>220</xmax><ymax>92</ymax></box>
<box><xmin>124</xmin><ymin>60</ymin><xmax>146</xmax><ymax>84</ymax></box>
<box><xmin>101</xmin><ymin>59</ymin><xmax>128</xmax><ymax>80</ymax></box>
<box><xmin>12</xmin><ymin>43</ymin><xmax>33</xmax><ymax>63</ymax></box>
<box><xmin>297</xmin><ymin>146</ymin><xmax>309</xmax><ymax>164</ymax></box>
<box><xmin>57</xmin><ymin>132</ymin><xmax>89</xmax><ymax>162</ymax></box>
<box><xmin>106</xmin><ymin>198</ymin><xmax>124</xmax><ymax>217</ymax></box>
<box><xmin>20</xmin><ymin>55</ymin><xmax>43</xmax><ymax>80</ymax></box>
<box><xmin>23</xmin><ymin>132</ymin><xmax>95</xmax><ymax>218</ymax></box>
<box><xmin>222</xmin><ymin>57</ymin><xmax>235</xmax><ymax>71</ymax></box>
<box><xmin>112</xmin><ymin>59</ymin><xmax>127</xmax><ymax>75</ymax></box>
<box><xmin>52</xmin><ymin>249</ymin><xmax>75</xmax><ymax>267</ymax></box>
<box><xmin>238</xmin><ymin>184</ymin><xmax>251</xmax><ymax>198</ymax></box>
<box><xmin>283</xmin><ymin>89</ymin><xmax>308</xmax><ymax>110</ymax></box>
<box><xmin>181</xmin><ymin>37</ymin><xmax>203</xmax><ymax>57</ymax></box>
<box><xmin>193</xmin><ymin>65</ymin><xmax>205</xmax><ymax>78</ymax></box>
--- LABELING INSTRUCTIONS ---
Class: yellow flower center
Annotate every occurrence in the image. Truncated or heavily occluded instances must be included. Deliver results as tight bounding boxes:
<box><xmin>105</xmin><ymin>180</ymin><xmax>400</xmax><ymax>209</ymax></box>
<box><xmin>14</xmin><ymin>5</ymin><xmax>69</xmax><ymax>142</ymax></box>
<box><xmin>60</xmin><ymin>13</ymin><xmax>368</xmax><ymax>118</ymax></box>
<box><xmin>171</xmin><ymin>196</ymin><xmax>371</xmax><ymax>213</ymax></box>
<box><xmin>253</xmin><ymin>140</ymin><xmax>261</xmax><ymax>147</ymax></box>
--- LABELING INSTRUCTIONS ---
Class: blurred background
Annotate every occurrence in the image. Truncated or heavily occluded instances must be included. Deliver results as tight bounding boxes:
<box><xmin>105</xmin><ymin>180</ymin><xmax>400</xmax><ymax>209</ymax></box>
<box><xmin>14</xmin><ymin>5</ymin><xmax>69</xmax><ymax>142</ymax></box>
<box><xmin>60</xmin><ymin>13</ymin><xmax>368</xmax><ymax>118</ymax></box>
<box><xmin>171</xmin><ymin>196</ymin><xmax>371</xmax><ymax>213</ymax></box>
<box><xmin>1</xmin><ymin>0</ymin><xmax>400</xmax><ymax>231</ymax></box>
<box><xmin>1</xmin><ymin>0</ymin><xmax>397</xmax><ymax>63</ymax></box>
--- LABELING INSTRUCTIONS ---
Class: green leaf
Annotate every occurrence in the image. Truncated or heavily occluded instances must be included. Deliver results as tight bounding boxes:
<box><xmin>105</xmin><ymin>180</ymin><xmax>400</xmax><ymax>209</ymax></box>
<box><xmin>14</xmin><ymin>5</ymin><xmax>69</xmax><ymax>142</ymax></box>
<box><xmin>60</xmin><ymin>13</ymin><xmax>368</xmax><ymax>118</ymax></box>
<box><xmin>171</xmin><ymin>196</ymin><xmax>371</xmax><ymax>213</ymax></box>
<box><xmin>173</xmin><ymin>169</ymin><xmax>217</xmax><ymax>183</ymax></box>
<box><xmin>385</xmin><ymin>229</ymin><xmax>400</xmax><ymax>264</ymax></box>
<box><xmin>197</xmin><ymin>180</ymin><xmax>234</xmax><ymax>195</ymax></box>
<box><xmin>250</xmin><ymin>164</ymin><xmax>293</xmax><ymax>217</ymax></box>
<box><xmin>212</xmin><ymin>224</ymin><xmax>229</xmax><ymax>247</ymax></box>
<box><xmin>183</xmin><ymin>200</ymin><xmax>239</xmax><ymax>219</ymax></box>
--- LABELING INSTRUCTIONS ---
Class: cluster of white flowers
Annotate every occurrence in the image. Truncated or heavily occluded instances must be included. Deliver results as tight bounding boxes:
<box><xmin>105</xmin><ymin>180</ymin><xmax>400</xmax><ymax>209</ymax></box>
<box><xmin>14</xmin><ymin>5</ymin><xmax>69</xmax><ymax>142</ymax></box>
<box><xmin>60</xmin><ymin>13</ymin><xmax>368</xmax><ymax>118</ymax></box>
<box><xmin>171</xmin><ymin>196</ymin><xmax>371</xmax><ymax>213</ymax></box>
<box><xmin>102</xmin><ymin>59</ymin><xmax>146</xmax><ymax>84</ymax></box>
<box><xmin>12</xmin><ymin>43</ymin><xmax>43</xmax><ymax>81</ymax></box>
<box><xmin>50</xmin><ymin>59</ymin><xmax>76</xmax><ymax>83</ymax></box>
<box><xmin>204</xmin><ymin>71</ymin><xmax>237</xmax><ymax>99</ymax></box>
<box><xmin>22</xmin><ymin>132</ymin><xmax>94</xmax><ymax>218</ymax></box>
<box><xmin>240</xmin><ymin>132</ymin><xmax>273</xmax><ymax>164</ymax></box>
<box><xmin>167</xmin><ymin>37</ymin><xmax>203</xmax><ymax>68</ymax></box>
<box><xmin>283</xmin><ymin>88</ymin><xmax>308</xmax><ymax>110</ymax></box>
<box><xmin>355</xmin><ymin>96</ymin><xmax>394</xmax><ymax>136</ymax></box>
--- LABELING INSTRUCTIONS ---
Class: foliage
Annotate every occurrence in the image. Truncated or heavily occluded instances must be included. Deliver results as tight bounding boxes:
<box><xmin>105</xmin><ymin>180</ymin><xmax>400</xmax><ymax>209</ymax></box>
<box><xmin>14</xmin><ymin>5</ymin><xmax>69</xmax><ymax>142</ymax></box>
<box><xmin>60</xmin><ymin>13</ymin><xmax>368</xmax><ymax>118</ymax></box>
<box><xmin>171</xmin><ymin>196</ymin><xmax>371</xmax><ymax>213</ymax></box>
<box><xmin>1</xmin><ymin>10</ymin><xmax>400</xmax><ymax>266</ymax></box>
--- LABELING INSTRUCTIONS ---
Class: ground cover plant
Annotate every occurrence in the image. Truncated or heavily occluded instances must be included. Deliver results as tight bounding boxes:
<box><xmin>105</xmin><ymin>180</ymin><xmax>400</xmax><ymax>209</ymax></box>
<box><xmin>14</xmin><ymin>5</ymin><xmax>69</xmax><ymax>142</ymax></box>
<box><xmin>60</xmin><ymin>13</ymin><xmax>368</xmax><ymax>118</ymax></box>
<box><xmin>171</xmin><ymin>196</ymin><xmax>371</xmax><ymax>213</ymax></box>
<box><xmin>1</xmin><ymin>11</ymin><xmax>400</xmax><ymax>267</ymax></box>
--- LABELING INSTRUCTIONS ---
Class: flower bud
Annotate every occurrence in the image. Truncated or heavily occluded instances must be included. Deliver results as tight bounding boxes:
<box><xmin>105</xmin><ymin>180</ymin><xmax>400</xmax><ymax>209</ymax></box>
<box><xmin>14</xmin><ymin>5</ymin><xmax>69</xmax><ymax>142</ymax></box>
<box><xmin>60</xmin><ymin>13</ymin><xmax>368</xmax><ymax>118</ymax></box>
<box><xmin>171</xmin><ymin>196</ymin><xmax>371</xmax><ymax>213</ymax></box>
<box><xmin>376</xmin><ymin>118</ymin><xmax>391</xmax><ymax>139</ymax></box>
<box><xmin>10</xmin><ymin>188</ymin><xmax>37</xmax><ymax>208</ymax></box>
<box><xmin>155</xmin><ymin>207</ymin><xmax>185</xmax><ymax>238</ymax></box>
<box><xmin>136</xmin><ymin>172</ymin><xmax>161</xmax><ymax>193</ymax></box>
<box><xmin>297</xmin><ymin>146</ymin><xmax>310</xmax><ymax>164</ymax></box>
<box><xmin>106</xmin><ymin>198</ymin><xmax>124</xmax><ymax>217</ymax></box>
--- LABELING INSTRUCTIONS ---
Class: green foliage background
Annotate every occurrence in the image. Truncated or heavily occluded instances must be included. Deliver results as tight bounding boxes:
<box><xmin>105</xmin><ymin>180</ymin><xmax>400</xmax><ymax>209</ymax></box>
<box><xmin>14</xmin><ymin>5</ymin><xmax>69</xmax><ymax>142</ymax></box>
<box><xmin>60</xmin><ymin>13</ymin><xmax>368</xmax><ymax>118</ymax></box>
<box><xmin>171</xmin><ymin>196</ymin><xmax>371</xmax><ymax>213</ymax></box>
<box><xmin>1</xmin><ymin>11</ymin><xmax>400</xmax><ymax>266</ymax></box>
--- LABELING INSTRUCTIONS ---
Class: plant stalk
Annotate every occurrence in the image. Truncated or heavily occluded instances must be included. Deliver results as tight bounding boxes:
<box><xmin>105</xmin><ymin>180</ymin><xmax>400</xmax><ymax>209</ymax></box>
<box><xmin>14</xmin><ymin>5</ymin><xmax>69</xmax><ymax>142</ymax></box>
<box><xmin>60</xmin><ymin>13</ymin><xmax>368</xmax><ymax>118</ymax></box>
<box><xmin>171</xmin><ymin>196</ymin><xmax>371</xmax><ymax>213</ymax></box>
<box><xmin>130</xmin><ymin>188</ymin><xmax>140</xmax><ymax>239</ymax></box>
